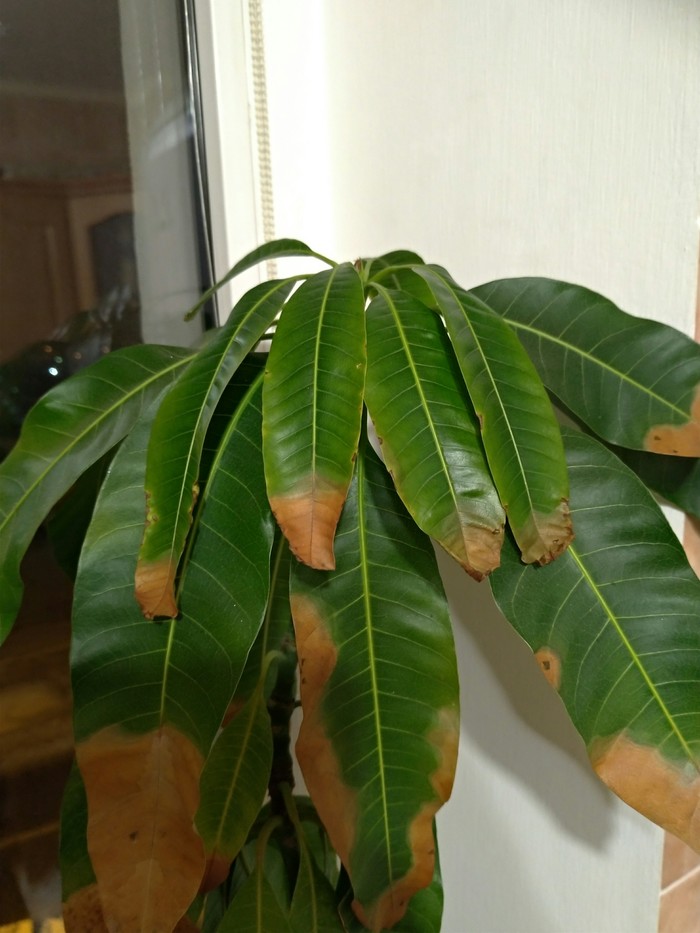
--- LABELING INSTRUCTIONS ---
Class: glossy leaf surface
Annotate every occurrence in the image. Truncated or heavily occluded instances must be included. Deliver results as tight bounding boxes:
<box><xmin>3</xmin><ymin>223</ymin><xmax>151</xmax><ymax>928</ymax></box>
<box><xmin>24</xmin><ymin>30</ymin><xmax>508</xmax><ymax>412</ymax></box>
<box><xmin>365</xmin><ymin>287</ymin><xmax>504</xmax><ymax>578</ymax></box>
<box><xmin>415</xmin><ymin>266</ymin><xmax>572</xmax><ymax>565</ymax></box>
<box><xmin>0</xmin><ymin>344</ymin><xmax>192</xmax><ymax>643</ymax></box>
<box><xmin>263</xmin><ymin>264</ymin><xmax>366</xmax><ymax>569</ymax></box>
<box><xmin>71</xmin><ymin>378</ymin><xmax>274</xmax><ymax>929</ymax></box>
<box><xmin>136</xmin><ymin>279</ymin><xmax>294</xmax><ymax>618</ymax></box>
<box><xmin>473</xmin><ymin>277</ymin><xmax>700</xmax><ymax>455</ymax></box>
<box><xmin>490</xmin><ymin>429</ymin><xmax>700</xmax><ymax>852</ymax></box>
<box><xmin>290</xmin><ymin>435</ymin><xmax>459</xmax><ymax>931</ymax></box>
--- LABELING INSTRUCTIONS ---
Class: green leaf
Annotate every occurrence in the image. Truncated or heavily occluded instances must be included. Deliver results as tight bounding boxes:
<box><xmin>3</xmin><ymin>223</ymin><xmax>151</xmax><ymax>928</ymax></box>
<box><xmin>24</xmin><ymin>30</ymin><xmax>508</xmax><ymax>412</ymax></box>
<box><xmin>196</xmin><ymin>689</ymin><xmax>274</xmax><ymax>888</ymax></box>
<box><xmin>263</xmin><ymin>264</ymin><xmax>367</xmax><ymax>570</ymax></box>
<box><xmin>415</xmin><ymin>266</ymin><xmax>572</xmax><ymax>565</ymax></box>
<box><xmin>185</xmin><ymin>238</ymin><xmax>336</xmax><ymax>321</ymax></box>
<box><xmin>290</xmin><ymin>431</ymin><xmax>460</xmax><ymax>931</ymax></box>
<box><xmin>135</xmin><ymin>279</ymin><xmax>294</xmax><ymax>619</ymax></box>
<box><xmin>365</xmin><ymin>287</ymin><xmax>504</xmax><ymax>578</ymax></box>
<box><xmin>218</xmin><ymin>821</ymin><xmax>293</xmax><ymax>933</ymax></box>
<box><xmin>610</xmin><ymin>446</ymin><xmax>700</xmax><ymax>519</ymax></box>
<box><xmin>490</xmin><ymin>428</ymin><xmax>700</xmax><ymax>853</ymax></box>
<box><xmin>472</xmin><ymin>277</ymin><xmax>700</xmax><ymax>456</ymax></box>
<box><xmin>0</xmin><ymin>344</ymin><xmax>193</xmax><ymax>644</ymax></box>
<box><xmin>218</xmin><ymin>868</ymin><xmax>293</xmax><ymax>933</ymax></box>
<box><xmin>284</xmin><ymin>788</ymin><xmax>343</xmax><ymax>933</ymax></box>
<box><xmin>47</xmin><ymin>449</ymin><xmax>116</xmax><ymax>580</ymax></box>
<box><xmin>71</xmin><ymin>376</ymin><xmax>275</xmax><ymax>930</ymax></box>
<box><xmin>233</xmin><ymin>531</ymin><xmax>294</xmax><ymax>703</ymax></box>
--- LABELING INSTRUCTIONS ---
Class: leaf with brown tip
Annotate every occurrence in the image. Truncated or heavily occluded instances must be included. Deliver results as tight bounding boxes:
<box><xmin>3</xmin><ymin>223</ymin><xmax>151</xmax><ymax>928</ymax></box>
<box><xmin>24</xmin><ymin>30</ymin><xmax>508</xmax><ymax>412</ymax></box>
<box><xmin>290</xmin><ymin>433</ymin><xmax>460</xmax><ymax>929</ymax></box>
<box><xmin>263</xmin><ymin>264</ymin><xmax>366</xmax><ymax>569</ymax></box>
<box><xmin>76</xmin><ymin>724</ymin><xmax>206</xmax><ymax>933</ymax></box>
<box><xmin>414</xmin><ymin>266</ymin><xmax>572</xmax><ymax>566</ymax></box>
<box><xmin>365</xmin><ymin>287</ymin><xmax>504</xmax><ymax>579</ymax></box>
<box><xmin>472</xmin><ymin>276</ymin><xmax>700</xmax><ymax>457</ymax></box>
<box><xmin>491</xmin><ymin>429</ymin><xmax>700</xmax><ymax>852</ymax></box>
<box><xmin>70</xmin><ymin>374</ymin><xmax>275</xmax><ymax>927</ymax></box>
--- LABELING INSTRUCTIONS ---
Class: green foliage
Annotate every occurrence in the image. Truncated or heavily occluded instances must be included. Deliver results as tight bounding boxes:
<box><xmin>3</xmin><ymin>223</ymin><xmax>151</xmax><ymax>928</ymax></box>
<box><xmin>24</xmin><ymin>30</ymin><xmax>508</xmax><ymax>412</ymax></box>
<box><xmin>2</xmin><ymin>239</ymin><xmax>699</xmax><ymax>931</ymax></box>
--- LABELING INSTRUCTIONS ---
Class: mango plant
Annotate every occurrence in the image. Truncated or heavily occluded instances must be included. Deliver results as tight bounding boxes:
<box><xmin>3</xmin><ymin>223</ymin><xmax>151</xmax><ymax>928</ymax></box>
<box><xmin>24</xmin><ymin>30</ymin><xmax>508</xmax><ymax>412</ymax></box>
<box><xmin>1</xmin><ymin>238</ymin><xmax>699</xmax><ymax>932</ymax></box>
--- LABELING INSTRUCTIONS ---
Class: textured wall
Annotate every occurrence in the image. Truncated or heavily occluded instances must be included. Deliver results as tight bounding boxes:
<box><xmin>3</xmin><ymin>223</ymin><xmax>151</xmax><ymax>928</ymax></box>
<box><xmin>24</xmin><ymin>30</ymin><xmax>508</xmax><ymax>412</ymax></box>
<box><xmin>200</xmin><ymin>1</ymin><xmax>700</xmax><ymax>929</ymax></box>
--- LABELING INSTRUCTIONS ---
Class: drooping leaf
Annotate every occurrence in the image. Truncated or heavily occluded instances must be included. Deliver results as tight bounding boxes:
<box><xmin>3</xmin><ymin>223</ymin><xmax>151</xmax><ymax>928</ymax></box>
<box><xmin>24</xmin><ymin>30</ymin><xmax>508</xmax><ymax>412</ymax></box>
<box><xmin>185</xmin><ymin>237</ymin><xmax>336</xmax><ymax>321</ymax></box>
<box><xmin>232</xmin><ymin>531</ymin><xmax>294</xmax><ymax>704</ymax></box>
<box><xmin>0</xmin><ymin>344</ymin><xmax>193</xmax><ymax>643</ymax></box>
<box><xmin>135</xmin><ymin>279</ymin><xmax>294</xmax><ymax>619</ymax></box>
<box><xmin>263</xmin><ymin>264</ymin><xmax>366</xmax><ymax>569</ymax></box>
<box><xmin>365</xmin><ymin>287</ymin><xmax>504</xmax><ymax>578</ymax></box>
<box><xmin>336</xmin><ymin>841</ymin><xmax>443</xmax><ymax>933</ymax></box>
<box><xmin>196</xmin><ymin>689</ymin><xmax>274</xmax><ymax>890</ymax></box>
<box><xmin>472</xmin><ymin>277</ymin><xmax>700</xmax><ymax>456</ymax></box>
<box><xmin>71</xmin><ymin>376</ymin><xmax>274</xmax><ymax>930</ymax></box>
<box><xmin>490</xmin><ymin>429</ymin><xmax>700</xmax><ymax>853</ymax></box>
<box><xmin>415</xmin><ymin>266</ymin><xmax>572</xmax><ymax>565</ymax></box>
<box><xmin>290</xmin><ymin>432</ymin><xmax>460</xmax><ymax>931</ymax></box>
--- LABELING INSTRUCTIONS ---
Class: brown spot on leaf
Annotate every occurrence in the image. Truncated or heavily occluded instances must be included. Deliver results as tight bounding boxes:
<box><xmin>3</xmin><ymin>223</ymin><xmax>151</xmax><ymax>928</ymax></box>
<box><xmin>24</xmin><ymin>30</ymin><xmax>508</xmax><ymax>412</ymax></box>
<box><xmin>517</xmin><ymin>499</ymin><xmax>573</xmax><ymax>565</ymax></box>
<box><xmin>534</xmin><ymin>648</ymin><xmax>562</xmax><ymax>690</ymax></box>
<box><xmin>353</xmin><ymin>708</ymin><xmax>460</xmax><ymax>931</ymax></box>
<box><xmin>644</xmin><ymin>387</ymin><xmax>700</xmax><ymax>456</ymax></box>
<box><xmin>134</xmin><ymin>557</ymin><xmax>179</xmax><ymax>619</ymax></box>
<box><xmin>63</xmin><ymin>883</ymin><xmax>108</xmax><ymax>932</ymax></box>
<box><xmin>76</xmin><ymin>724</ymin><xmax>206</xmax><ymax>932</ymax></box>
<box><xmin>590</xmin><ymin>733</ymin><xmax>700</xmax><ymax>853</ymax></box>
<box><xmin>270</xmin><ymin>479</ymin><xmax>348</xmax><ymax>570</ymax></box>
<box><xmin>291</xmin><ymin>593</ymin><xmax>358</xmax><ymax>868</ymax></box>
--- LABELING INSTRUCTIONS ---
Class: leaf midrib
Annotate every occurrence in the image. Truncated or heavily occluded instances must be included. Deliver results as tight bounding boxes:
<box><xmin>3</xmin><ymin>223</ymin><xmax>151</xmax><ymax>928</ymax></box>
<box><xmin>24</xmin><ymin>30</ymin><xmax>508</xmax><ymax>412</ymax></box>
<box><xmin>568</xmin><ymin>544</ymin><xmax>698</xmax><ymax>771</ymax></box>
<box><xmin>356</xmin><ymin>441</ymin><xmax>394</xmax><ymax>892</ymax></box>
<box><xmin>504</xmin><ymin>316</ymin><xmax>688</xmax><ymax>421</ymax></box>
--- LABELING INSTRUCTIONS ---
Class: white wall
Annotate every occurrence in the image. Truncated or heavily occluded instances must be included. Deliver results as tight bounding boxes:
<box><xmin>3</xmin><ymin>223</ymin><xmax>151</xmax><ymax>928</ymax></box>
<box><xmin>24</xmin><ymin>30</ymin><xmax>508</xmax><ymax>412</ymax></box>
<box><xmin>198</xmin><ymin>1</ymin><xmax>700</xmax><ymax>930</ymax></box>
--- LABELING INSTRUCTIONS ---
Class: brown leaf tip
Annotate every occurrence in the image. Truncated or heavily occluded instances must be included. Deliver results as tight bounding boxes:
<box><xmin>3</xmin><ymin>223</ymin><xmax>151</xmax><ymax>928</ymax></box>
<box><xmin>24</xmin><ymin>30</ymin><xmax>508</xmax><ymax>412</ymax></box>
<box><xmin>135</xmin><ymin>558</ymin><xmax>179</xmax><ymax>619</ymax></box>
<box><xmin>590</xmin><ymin>732</ymin><xmax>700</xmax><ymax>853</ymax></box>
<box><xmin>269</xmin><ymin>481</ymin><xmax>348</xmax><ymax>570</ymax></box>
<box><xmin>518</xmin><ymin>499</ymin><xmax>573</xmax><ymax>566</ymax></box>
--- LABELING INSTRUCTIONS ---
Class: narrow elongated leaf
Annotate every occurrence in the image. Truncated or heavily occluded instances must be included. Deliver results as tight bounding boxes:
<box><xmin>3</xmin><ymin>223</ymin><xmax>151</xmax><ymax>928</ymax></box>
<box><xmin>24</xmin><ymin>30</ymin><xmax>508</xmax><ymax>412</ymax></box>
<box><xmin>365</xmin><ymin>287</ymin><xmax>504</xmax><ymax>578</ymax></box>
<box><xmin>263</xmin><ymin>264</ymin><xmax>366</xmax><ymax>569</ymax></box>
<box><xmin>415</xmin><ymin>266</ymin><xmax>572</xmax><ymax>565</ymax></box>
<box><xmin>0</xmin><ymin>344</ymin><xmax>192</xmax><ymax>643</ymax></box>
<box><xmin>185</xmin><ymin>237</ymin><xmax>336</xmax><ymax>320</ymax></box>
<box><xmin>71</xmin><ymin>377</ymin><xmax>274</xmax><ymax>930</ymax></box>
<box><xmin>136</xmin><ymin>279</ymin><xmax>294</xmax><ymax>619</ymax></box>
<box><xmin>490</xmin><ymin>429</ymin><xmax>700</xmax><ymax>852</ymax></box>
<box><xmin>473</xmin><ymin>277</ymin><xmax>700</xmax><ymax>455</ymax></box>
<box><xmin>290</xmin><ymin>433</ymin><xmax>460</xmax><ymax>931</ymax></box>
<box><xmin>195</xmin><ymin>689</ymin><xmax>273</xmax><ymax>890</ymax></box>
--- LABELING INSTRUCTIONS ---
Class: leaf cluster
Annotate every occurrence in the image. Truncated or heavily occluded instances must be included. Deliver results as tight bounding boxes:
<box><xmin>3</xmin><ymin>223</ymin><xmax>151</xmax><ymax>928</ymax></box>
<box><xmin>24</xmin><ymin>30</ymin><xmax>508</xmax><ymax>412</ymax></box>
<box><xmin>1</xmin><ymin>239</ymin><xmax>699</xmax><ymax>931</ymax></box>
